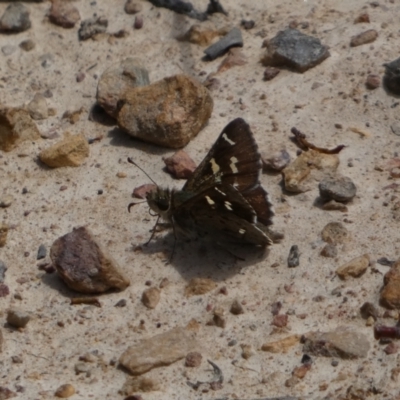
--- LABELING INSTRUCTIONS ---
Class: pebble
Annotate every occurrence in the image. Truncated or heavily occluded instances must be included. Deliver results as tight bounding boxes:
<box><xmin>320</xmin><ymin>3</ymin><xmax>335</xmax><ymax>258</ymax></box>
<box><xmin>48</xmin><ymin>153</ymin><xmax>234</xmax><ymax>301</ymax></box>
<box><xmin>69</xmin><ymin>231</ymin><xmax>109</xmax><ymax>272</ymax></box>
<box><xmin>354</xmin><ymin>13</ymin><xmax>370</xmax><ymax>23</ymax></box>
<box><xmin>119</xmin><ymin>326</ymin><xmax>198</xmax><ymax>375</ymax></box>
<box><xmin>37</xmin><ymin>244</ymin><xmax>47</xmax><ymax>260</ymax></box>
<box><xmin>302</xmin><ymin>328</ymin><xmax>370</xmax><ymax>359</ymax></box>
<box><xmin>74</xmin><ymin>362</ymin><xmax>92</xmax><ymax>376</ymax></box>
<box><xmin>263</xmin><ymin>66</ymin><xmax>281</xmax><ymax>81</ymax></box>
<box><xmin>163</xmin><ymin>150</ymin><xmax>197</xmax><ymax>179</ymax></box>
<box><xmin>49</xmin><ymin>0</ymin><xmax>80</xmax><ymax>29</ymax></box>
<box><xmin>132</xmin><ymin>184</ymin><xmax>156</xmax><ymax>199</ymax></box>
<box><xmin>118</xmin><ymin>74</ymin><xmax>213</xmax><ymax>148</ymax></box>
<box><xmin>7</xmin><ymin>308</ymin><xmax>31</xmax><ymax>328</ymax></box>
<box><xmin>19</xmin><ymin>39</ymin><xmax>35</xmax><ymax>51</ymax></box>
<box><xmin>124</xmin><ymin>0</ymin><xmax>143</xmax><ymax>14</ymax></box>
<box><xmin>185</xmin><ymin>351</ymin><xmax>202</xmax><ymax>367</ymax></box>
<box><xmin>241</xmin><ymin>344</ymin><xmax>255</xmax><ymax>359</ymax></box>
<box><xmin>287</xmin><ymin>245</ymin><xmax>300</xmax><ymax>268</ymax></box>
<box><xmin>133</xmin><ymin>15</ymin><xmax>143</xmax><ymax>29</ymax></box>
<box><xmin>120</xmin><ymin>376</ymin><xmax>159</xmax><ymax>395</ymax></box>
<box><xmin>350</xmin><ymin>29</ymin><xmax>378</xmax><ymax>47</ymax></box>
<box><xmin>50</xmin><ymin>226</ymin><xmax>130</xmax><ymax>293</ymax></box>
<box><xmin>183</xmin><ymin>23</ymin><xmax>219</xmax><ymax>46</ymax></box>
<box><xmin>0</xmin><ymin>3</ymin><xmax>31</xmax><ymax>33</ymax></box>
<box><xmin>141</xmin><ymin>287</ymin><xmax>160</xmax><ymax>309</ymax></box>
<box><xmin>185</xmin><ymin>277</ymin><xmax>217</xmax><ymax>297</ymax></box>
<box><xmin>0</xmin><ymin>195</ymin><xmax>13</xmax><ymax>208</ymax></box>
<box><xmin>0</xmin><ymin>107</ymin><xmax>40</xmax><ymax>152</ymax></box>
<box><xmin>262</xmin><ymin>28</ymin><xmax>330</xmax><ymax>72</ymax></box>
<box><xmin>149</xmin><ymin>0</ymin><xmax>206</xmax><ymax>21</ymax></box>
<box><xmin>321</xmin><ymin>222</ymin><xmax>349</xmax><ymax>245</ymax></box>
<box><xmin>97</xmin><ymin>58</ymin><xmax>150</xmax><ymax>118</ymax></box>
<box><xmin>262</xmin><ymin>149</ymin><xmax>290</xmax><ymax>171</ymax></box>
<box><xmin>204</xmin><ymin>27</ymin><xmax>243</xmax><ymax>61</ymax></box>
<box><xmin>55</xmin><ymin>384</ymin><xmax>75</xmax><ymax>398</ymax></box>
<box><xmin>241</xmin><ymin>19</ymin><xmax>255</xmax><ymax>30</ymax></box>
<box><xmin>114</xmin><ymin>299</ymin><xmax>127</xmax><ymax>307</ymax></box>
<box><xmin>211</xmin><ymin>307</ymin><xmax>226</xmax><ymax>328</ymax></box>
<box><xmin>360</xmin><ymin>302</ymin><xmax>379</xmax><ymax>320</ymax></box>
<box><xmin>230</xmin><ymin>299</ymin><xmax>244</xmax><ymax>315</ymax></box>
<box><xmin>384</xmin><ymin>57</ymin><xmax>400</xmax><ymax>95</ymax></box>
<box><xmin>78</xmin><ymin>16</ymin><xmax>108</xmax><ymax>41</ymax></box>
<box><xmin>261</xmin><ymin>335</ymin><xmax>300</xmax><ymax>353</ymax></box>
<box><xmin>336</xmin><ymin>254</ymin><xmax>370</xmax><ymax>280</ymax></box>
<box><xmin>39</xmin><ymin>133</ymin><xmax>89</xmax><ymax>168</ymax></box>
<box><xmin>1</xmin><ymin>45</ymin><xmax>16</xmax><ymax>56</ymax></box>
<box><xmin>320</xmin><ymin>244</ymin><xmax>337</xmax><ymax>258</ymax></box>
<box><xmin>381</xmin><ymin>259</ymin><xmax>400</xmax><ymax>309</ymax></box>
<box><xmin>319</xmin><ymin>176</ymin><xmax>357</xmax><ymax>202</ymax></box>
<box><xmin>0</xmin><ymin>260</ymin><xmax>7</xmax><ymax>283</ymax></box>
<box><xmin>366</xmin><ymin>74</ymin><xmax>380</xmax><ymax>89</ymax></box>
<box><xmin>391</xmin><ymin>122</ymin><xmax>400</xmax><ymax>136</ymax></box>
<box><xmin>217</xmin><ymin>48</ymin><xmax>247</xmax><ymax>73</ymax></box>
<box><xmin>0</xmin><ymin>224</ymin><xmax>8</xmax><ymax>247</ymax></box>
<box><xmin>27</xmin><ymin>93</ymin><xmax>48</xmax><ymax>120</ymax></box>
<box><xmin>322</xmin><ymin>200</ymin><xmax>348</xmax><ymax>212</ymax></box>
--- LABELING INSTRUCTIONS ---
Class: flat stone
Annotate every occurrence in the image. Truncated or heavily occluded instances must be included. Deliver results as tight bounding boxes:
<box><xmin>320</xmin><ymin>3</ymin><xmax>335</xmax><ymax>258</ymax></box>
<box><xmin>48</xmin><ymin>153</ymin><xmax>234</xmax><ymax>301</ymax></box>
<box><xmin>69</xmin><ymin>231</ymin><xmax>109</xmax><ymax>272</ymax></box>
<box><xmin>7</xmin><ymin>308</ymin><xmax>31</xmax><ymax>328</ymax></box>
<box><xmin>0</xmin><ymin>107</ymin><xmax>40</xmax><ymax>152</ymax></box>
<box><xmin>27</xmin><ymin>93</ymin><xmax>48</xmax><ymax>120</ymax></box>
<box><xmin>37</xmin><ymin>244</ymin><xmax>47</xmax><ymax>260</ymax></box>
<box><xmin>97</xmin><ymin>58</ymin><xmax>149</xmax><ymax>118</ymax></box>
<box><xmin>163</xmin><ymin>150</ymin><xmax>197</xmax><ymax>179</ymax></box>
<box><xmin>132</xmin><ymin>184</ymin><xmax>156</xmax><ymax>199</ymax></box>
<box><xmin>261</xmin><ymin>335</ymin><xmax>301</xmax><ymax>353</ymax></box>
<box><xmin>39</xmin><ymin>133</ymin><xmax>89</xmax><ymax>168</ymax></box>
<box><xmin>0</xmin><ymin>3</ymin><xmax>31</xmax><ymax>33</ymax></box>
<box><xmin>350</xmin><ymin>29</ymin><xmax>378</xmax><ymax>47</ymax></box>
<box><xmin>50</xmin><ymin>226</ymin><xmax>130</xmax><ymax>293</ymax></box>
<box><xmin>321</xmin><ymin>222</ymin><xmax>349</xmax><ymax>245</ymax></box>
<box><xmin>119</xmin><ymin>327</ymin><xmax>198</xmax><ymax>375</ymax></box>
<box><xmin>185</xmin><ymin>278</ymin><xmax>217</xmax><ymax>297</ymax></box>
<box><xmin>262</xmin><ymin>28</ymin><xmax>330</xmax><ymax>73</ymax></box>
<box><xmin>204</xmin><ymin>27</ymin><xmax>243</xmax><ymax>60</ymax></box>
<box><xmin>302</xmin><ymin>328</ymin><xmax>370</xmax><ymax>359</ymax></box>
<box><xmin>118</xmin><ymin>74</ymin><xmax>213</xmax><ymax>148</ymax></box>
<box><xmin>319</xmin><ymin>176</ymin><xmax>357</xmax><ymax>202</ymax></box>
<box><xmin>381</xmin><ymin>260</ymin><xmax>400</xmax><ymax>309</ymax></box>
<box><xmin>147</xmin><ymin>0</ymin><xmax>206</xmax><ymax>21</ymax></box>
<box><xmin>336</xmin><ymin>254</ymin><xmax>370</xmax><ymax>280</ymax></box>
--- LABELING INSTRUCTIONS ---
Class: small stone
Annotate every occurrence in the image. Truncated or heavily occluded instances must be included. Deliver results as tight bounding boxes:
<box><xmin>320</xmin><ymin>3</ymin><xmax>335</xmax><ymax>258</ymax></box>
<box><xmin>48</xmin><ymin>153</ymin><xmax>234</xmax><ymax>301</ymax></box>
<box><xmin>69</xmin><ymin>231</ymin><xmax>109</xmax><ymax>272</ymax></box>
<box><xmin>163</xmin><ymin>150</ymin><xmax>196</xmax><ymax>179</ymax></box>
<box><xmin>319</xmin><ymin>176</ymin><xmax>357</xmax><ymax>202</ymax></box>
<box><xmin>62</xmin><ymin>107</ymin><xmax>85</xmax><ymax>124</ymax></box>
<box><xmin>55</xmin><ymin>384</ymin><xmax>75</xmax><ymax>398</ymax></box>
<box><xmin>336</xmin><ymin>254</ymin><xmax>370</xmax><ymax>280</ymax></box>
<box><xmin>97</xmin><ymin>58</ymin><xmax>150</xmax><ymax>118</ymax></box>
<box><xmin>78</xmin><ymin>16</ymin><xmax>108</xmax><ymax>41</ymax></box>
<box><xmin>7</xmin><ymin>308</ymin><xmax>31</xmax><ymax>328</ymax></box>
<box><xmin>287</xmin><ymin>245</ymin><xmax>300</xmax><ymax>268</ymax></box>
<box><xmin>212</xmin><ymin>306</ymin><xmax>226</xmax><ymax>328</ymax></box>
<box><xmin>119</xmin><ymin>326</ymin><xmax>198</xmax><ymax>375</ymax></box>
<box><xmin>292</xmin><ymin>364</ymin><xmax>311</xmax><ymax>379</ymax></box>
<box><xmin>141</xmin><ymin>287</ymin><xmax>160</xmax><ymax>309</ymax></box>
<box><xmin>320</xmin><ymin>244</ymin><xmax>337</xmax><ymax>258</ymax></box>
<box><xmin>217</xmin><ymin>48</ymin><xmax>247</xmax><ymax>73</ymax></box>
<box><xmin>27</xmin><ymin>93</ymin><xmax>48</xmax><ymax>120</ymax></box>
<box><xmin>360</xmin><ymin>301</ymin><xmax>379</xmax><ymax>320</ymax></box>
<box><xmin>49</xmin><ymin>0</ymin><xmax>80</xmax><ymax>29</ymax></box>
<box><xmin>182</xmin><ymin>24</ymin><xmax>219</xmax><ymax>46</ymax></box>
<box><xmin>116</xmin><ymin>172</ymin><xmax>127</xmax><ymax>178</ymax></box>
<box><xmin>120</xmin><ymin>376</ymin><xmax>159</xmax><ymax>395</ymax></box>
<box><xmin>115</xmin><ymin>299</ymin><xmax>127</xmax><ymax>307</ymax></box>
<box><xmin>350</xmin><ymin>29</ymin><xmax>378</xmax><ymax>47</ymax></box>
<box><xmin>1</xmin><ymin>45</ymin><xmax>16</xmax><ymax>56</ymax></box>
<box><xmin>204</xmin><ymin>27</ymin><xmax>243</xmax><ymax>61</ymax></box>
<box><xmin>19</xmin><ymin>39</ymin><xmax>35</xmax><ymax>51</ymax></box>
<box><xmin>241</xmin><ymin>19</ymin><xmax>255</xmax><ymax>30</ymax></box>
<box><xmin>0</xmin><ymin>3</ymin><xmax>31</xmax><ymax>33</ymax></box>
<box><xmin>185</xmin><ymin>351</ymin><xmax>202</xmax><ymax>367</ymax></box>
<box><xmin>302</xmin><ymin>328</ymin><xmax>370</xmax><ymax>359</ymax></box>
<box><xmin>262</xmin><ymin>28</ymin><xmax>330</xmax><ymax>72</ymax></box>
<box><xmin>132</xmin><ymin>184</ymin><xmax>156</xmax><ymax>199</ymax></box>
<box><xmin>384</xmin><ymin>342</ymin><xmax>398</xmax><ymax>355</ymax></box>
<box><xmin>185</xmin><ymin>278</ymin><xmax>217</xmax><ymax>297</ymax></box>
<box><xmin>354</xmin><ymin>13</ymin><xmax>370</xmax><ymax>23</ymax></box>
<box><xmin>37</xmin><ymin>244</ymin><xmax>47</xmax><ymax>260</ymax></box>
<box><xmin>384</xmin><ymin>57</ymin><xmax>400</xmax><ymax>95</ymax></box>
<box><xmin>124</xmin><ymin>0</ymin><xmax>143</xmax><ymax>14</ymax></box>
<box><xmin>322</xmin><ymin>200</ymin><xmax>348</xmax><ymax>212</ymax></box>
<box><xmin>261</xmin><ymin>335</ymin><xmax>300</xmax><ymax>353</ymax></box>
<box><xmin>74</xmin><ymin>362</ymin><xmax>91</xmax><ymax>376</ymax></box>
<box><xmin>391</xmin><ymin>122</ymin><xmax>400</xmax><ymax>136</ymax></box>
<box><xmin>0</xmin><ymin>387</ymin><xmax>16</xmax><ymax>399</ymax></box>
<box><xmin>262</xmin><ymin>149</ymin><xmax>290</xmax><ymax>171</ymax></box>
<box><xmin>366</xmin><ymin>74</ymin><xmax>380</xmax><ymax>89</ymax></box>
<box><xmin>0</xmin><ymin>260</ymin><xmax>7</xmax><ymax>283</ymax></box>
<box><xmin>0</xmin><ymin>195</ymin><xmax>13</xmax><ymax>208</ymax></box>
<box><xmin>241</xmin><ymin>344</ymin><xmax>255</xmax><ymax>359</ymax></box>
<box><xmin>381</xmin><ymin>260</ymin><xmax>400</xmax><ymax>309</ymax></box>
<box><xmin>272</xmin><ymin>314</ymin><xmax>288</xmax><ymax>328</ymax></box>
<box><xmin>133</xmin><ymin>15</ymin><xmax>143</xmax><ymax>29</ymax></box>
<box><xmin>0</xmin><ymin>284</ymin><xmax>10</xmax><ymax>298</ymax></box>
<box><xmin>263</xmin><ymin>66</ymin><xmax>281</xmax><ymax>81</ymax></box>
<box><xmin>118</xmin><ymin>74</ymin><xmax>213</xmax><ymax>148</ymax></box>
<box><xmin>39</xmin><ymin>133</ymin><xmax>89</xmax><ymax>168</ymax></box>
<box><xmin>76</xmin><ymin>72</ymin><xmax>85</xmax><ymax>82</ymax></box>
<box><xmin>0</xmin><ymin>107</ymin><xmax>40</xmax><ymax>152</ymax></box>
<box><xmin>50</xmin><ymin>226</ymin><xmax>130</xmax><ymax>293</ymax></box>
<box><xmin>0</xmin><ymin>224</ymin><xmax>8</xmax><ymax>248</ymax></box>
<box><xmin>321</xmin><ymin>222</ymin><xmax>349</xmax><ymax>245</ymax></box>
<box><xmin>230</xmin><ymin>299</ymin><xmax>244</xmax><ymax>315</ymax></box>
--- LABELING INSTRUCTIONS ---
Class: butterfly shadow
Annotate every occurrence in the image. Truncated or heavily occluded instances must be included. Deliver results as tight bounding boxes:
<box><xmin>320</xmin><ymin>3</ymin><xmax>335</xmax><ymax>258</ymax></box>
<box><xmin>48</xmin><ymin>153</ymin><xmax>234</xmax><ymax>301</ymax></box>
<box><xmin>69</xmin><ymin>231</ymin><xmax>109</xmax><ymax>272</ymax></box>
<box><xmin>140</xmin><ymin>233</ymin><xmax>271</xmax><ymax>282</ymax></box>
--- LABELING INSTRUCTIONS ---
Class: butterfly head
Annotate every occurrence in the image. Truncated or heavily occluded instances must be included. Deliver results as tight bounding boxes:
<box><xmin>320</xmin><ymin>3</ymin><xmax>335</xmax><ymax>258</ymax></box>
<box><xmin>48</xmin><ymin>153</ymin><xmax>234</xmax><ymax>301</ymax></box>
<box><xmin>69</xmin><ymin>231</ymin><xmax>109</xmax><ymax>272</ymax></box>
<box><xmin>146</xmin><ymin>187</ymin><xmax>172</xmax><ymax>219</ymax></box>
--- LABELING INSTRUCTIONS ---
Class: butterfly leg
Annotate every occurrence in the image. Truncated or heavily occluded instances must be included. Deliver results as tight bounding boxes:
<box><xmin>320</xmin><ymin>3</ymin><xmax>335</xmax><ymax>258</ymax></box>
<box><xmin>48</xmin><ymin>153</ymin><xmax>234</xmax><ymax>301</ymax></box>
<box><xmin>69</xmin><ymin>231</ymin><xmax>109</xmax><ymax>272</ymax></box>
<box><xmin>145</xmin><ymin>215</ymin><xmax>161</xmax><ymax>246</ymax></box>
<box><xmin>166</xmin><ymin>217</ymin><xmax>178</xmax><ymax>264</ymax></box>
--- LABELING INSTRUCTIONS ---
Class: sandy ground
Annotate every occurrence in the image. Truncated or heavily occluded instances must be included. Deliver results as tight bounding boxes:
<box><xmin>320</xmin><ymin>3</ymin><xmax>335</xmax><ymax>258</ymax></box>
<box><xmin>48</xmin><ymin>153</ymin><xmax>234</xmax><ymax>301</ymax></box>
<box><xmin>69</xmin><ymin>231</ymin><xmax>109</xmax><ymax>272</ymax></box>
<box><xmin>2</xmin><ymin>0</ymin><xmax>400</xmax><ymax>399</ymax></box>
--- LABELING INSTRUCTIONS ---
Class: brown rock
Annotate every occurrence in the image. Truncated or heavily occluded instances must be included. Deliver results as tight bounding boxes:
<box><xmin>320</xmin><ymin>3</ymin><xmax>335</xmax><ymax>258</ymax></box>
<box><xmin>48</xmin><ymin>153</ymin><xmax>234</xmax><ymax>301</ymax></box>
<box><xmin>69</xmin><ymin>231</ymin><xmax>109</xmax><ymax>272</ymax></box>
<box><xmin>185</xmin><ymin>278</ymin><xmax>217</xmax><ymax>297</ymax></box>
<box><xmin>183</xmin><ymin>24</ymin><xmax>220</xmax><ymax>46</ymax></box>
<box><xmin>185</xmin><ymin>351</ymin><xmax>202</xmax><ymax>367</ymax></box>
<box><xmin>272</xmin><ymin>314</ymin><xmax>288</xmax><ymax>328</ymax></box>
<box><xmin>350</xmin><ymin>29</ymin><xmax>378</xmax><ymax>47</ymax></box>
<box><xmin>50</xmin><ymin>226</ymin><xmax>130</xmax><ymax>293</ymax></box>
<box><xmin>124</xmin><ymin>0</ymin><xmax>143</xmax><ymax>15</ymax></box>
<box><xmin>381</xmin><ymin>260</ymin><xmax>400</xmax><ymax>309</ymax></box>
<box><xmin>120</xmin><ymin>376</ymin><xmax>159</xmax><ymax>395</ymax></box>
<box><xmin>49</xmin><ymin>0</ymin><xmax>80</xmax><ymax>29</ymax></box>
<box><xmin>7</xmin><ymin>308</ymin><xmax>31</xmax><ymax>328</ymax></box>
<box><xmin>62</xmin><ymin>107</ymin><xmax>85</xmax><ymax>124</ymax></box>
<box><xmin>292</xmin><ymin>364</ymin><xmax>311</xmax><ymax>379</ymax></box>
<box><xmin>354</xmin><ymin>13</ymin><xmax>370</xmax><ymax>23</ymax></box>
<box><xmin>163</xmin><ymin>150</ymin><xmax>196</xmax><ymax>179</ymax></box>
<box><xmin>336</xmin><ymin>254</ymin><xmax>370</xmax><ymax>280</ymax></box>
<box><xmin>320</xmin><ymin>244</ymin><xmax>337</xmax><ymax>258</ymax></box>
<box><xmin>117</xmin><ymin>74</ymin><xmax>213</xmax><ymax>148</ymax></box>
<box><xmin>230</xmin><ymin>299</ymin><xmax>244</xmax><ymax>315</ymax></box>
<box><xmin>302</xmin><ymin>328</ymin><xmax>370</xmax><ymax>359</ymax></box>
<box><xmin>263</xmin><ymin>66</ymin><xmax>281</xmax><ymax>81</ymax></box>
<box><xmin>321</xmin><ymin>222</ymin><xmax>349</xmax><ymax>245</ymax></box>
<box><xmin>211</xmin><ymin>306</ymin><xmax>226</xmax><ymax>328</ymax></box>
<box><xmin>27</xmin><ymin>93</ymin><xmax>48</xmax><ymax>120</ymax></box>
<box><xmin>141</xmin><ymin>287</ymin><xmax>160</xmax><ymax>309</ymax></box>
<box><xmin>283</xmin><ymin>149</ymin><xmax>339</xmax><ymax>192</ymax></box>
<box><xmin>55</xmin><ymin>384</ymin><xmax>76</xmax><ymax>398</ymax></box>
<box><xmin>0</xmin><ymin>224</ymin><xmax>8</xmax><ymax>247</ymax></box>
<box><xmin>97</xmin><ymin>58</ymin><xmax>149</xmax><ymax>118</ymax></box>
<box><xmin>366</xmin><ymin>74</ymin><xmax>380</xmax><ymax>89</ymax></box>
<box><xmin>0</xmin><ymin>107</ymin><xmax>40</xmax><ymax>152</ymax></box>
<box><xmin>119</xmin><ymin>327</ymin><xmax>198</xmax><ymax>375</ymax></box>
<box><xmin>39</xmin><ymin>133</ymin><xmax>89</xmax><ymax>168</ymax></box>
<box><xmin>261</xmin><ymin>334</ymin><xmax>300</xmax><ymax>353</ymax></box>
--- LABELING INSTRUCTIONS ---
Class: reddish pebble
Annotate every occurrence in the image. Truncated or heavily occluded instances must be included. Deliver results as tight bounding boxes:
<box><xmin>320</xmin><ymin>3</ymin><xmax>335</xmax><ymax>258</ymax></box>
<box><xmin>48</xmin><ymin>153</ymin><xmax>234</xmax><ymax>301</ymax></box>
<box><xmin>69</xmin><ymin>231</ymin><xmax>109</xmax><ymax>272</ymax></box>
<box><xmin>366</xmin><ymin>74</ymin><xmax>380</xmax><ymax>89</ymax></box>
<box><xmin>354</xmin><ymin>13</ymin><xmax>370</xmax><ymax>23</ymax></box>
<box><xmin>76</xmin><ymin>72</ymin><xmax>85</xmax><ymax>82</ymax></box>
<box><xmin>272</xmin><ymin>314</ymin><xmax>288</xmax><ymax>327</ymax></box>
<box><xmin>263</xmin><ymin>67</ymin><xmax>280</xmax><ymax>81</ymax></box>
<box><xmin>134</xmin><ymin>16</ymin><xmax>143</xmax><ymax>29</ymax></box>
<box><xmin>185</xmin><ymin>351</ymin><xmax>202</xmax><ymax>367</ymax></box>
<box><xmin>132</xmin><ymin>183</ymin><xmax>156</xmax><ymax>199</ymax></box>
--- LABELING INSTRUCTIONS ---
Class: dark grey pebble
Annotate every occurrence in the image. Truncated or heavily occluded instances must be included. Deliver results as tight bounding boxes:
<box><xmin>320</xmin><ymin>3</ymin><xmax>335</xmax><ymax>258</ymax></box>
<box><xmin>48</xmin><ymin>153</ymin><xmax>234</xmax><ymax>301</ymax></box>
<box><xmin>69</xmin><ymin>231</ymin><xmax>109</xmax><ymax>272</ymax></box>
<box><xmin>377</xmin><ymin>257</ymin><xmax>395</xmax><ymax>266</ymax></box>
<box><xmin>384</xmin><ymin>57</ymin><xmax>400</xmax><ymax>95</ymax></box>
<box><xmin>360</xmin><ymin>301</ymin><xmax>379</xmax><ymax>320</ymax></box>
<box><xmin>148</xmin><ymin>0</ymin><xmax>206</xmax><ymax>21</ymax></box>
<box><xmin>115</xmin><ymin>299</ymin><xmax>127</xmax><ymax>307</ymax></box>
<box><xmin>0</xmin><ymin>3</ymin><xmax>31</xmax><ymax>33</ymax></box>
<box><xmin>331</xmin><ymin>359</ymin><xmax>339</xmax><ymax>367</ymax></box>
<box><xmin>241</xmin><ymin>19</ymin><xmax>255</xmax><ymax>30</ymax></box>
<box><xmin>7</xmin><ymin>309</ymin><xmax>31</xmax><ymax>328</ymax></box>
<box><xmin>206</xmin><ymin>0</ymin><xmax>228</xmax><ymax>16</ymax></box>
<box><xmin>319</xmin><ymin>176</ymin><xmax>356</xmax><ymax>202</ymax></box>
<box><xmin>287</xmin><ymin>245</ymin><xmax>300</xmax><ymax>268</ymax></box>
<box><xmin>204</xmin><ymin>27</ymin><xmax>243</xmax><ymax>61</ymax></box>
<box><xmin>19</xmin><ymin>39</ymin><xmax>35</xmax><ymax>51</ymax></box>
<box><xmin>37</xmin><ymin>244</ymin><xmax>47</xmax><ymax>260</ymax></box>
<box><xmin>0</xmin><ymin>260</ymin><xmax>7</xmax><ymax>283</ymax></box>
<box><xmin>78</xmin><ymin>16</ymin><xmax>108</xmax><ymax>41</ymax></box>
<box><xmin>262</xmin><ymin>28</ymin><xmax>330</xmax><ymax>73</ymax></box>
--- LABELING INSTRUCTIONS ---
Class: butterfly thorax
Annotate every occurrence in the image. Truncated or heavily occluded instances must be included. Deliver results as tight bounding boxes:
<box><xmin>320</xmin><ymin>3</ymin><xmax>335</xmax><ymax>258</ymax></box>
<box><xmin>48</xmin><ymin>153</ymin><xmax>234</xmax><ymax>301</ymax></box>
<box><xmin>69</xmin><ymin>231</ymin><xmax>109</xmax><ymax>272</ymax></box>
<box><xmin>146</xmin><ymin>187</ymin><xmax>174</xmax><ymax>221</ymax></box>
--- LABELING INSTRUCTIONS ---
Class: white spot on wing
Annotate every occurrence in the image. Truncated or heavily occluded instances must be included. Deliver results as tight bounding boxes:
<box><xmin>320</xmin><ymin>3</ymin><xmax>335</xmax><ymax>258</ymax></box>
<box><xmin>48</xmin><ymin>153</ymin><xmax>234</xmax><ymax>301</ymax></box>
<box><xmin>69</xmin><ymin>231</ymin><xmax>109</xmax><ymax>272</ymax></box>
<box><xmin>205</xmin><ymin>196</ymin><xmax>215</xmax><ymax>206</ymax></box>
<box><xmin>224</xmin><ymin>201</ymin><xmax>233</xmax><ymax>211</ymax></box>
<box><xmin>230</xmin><ymin>156</ymin><xmax>239</xmax><ymax>173</ymax></box>
<box><xmin>222</xmin><ymin>133</ymin><xmax>235</xmax><ymax>145</ymax></box>
<box><xmin>215</xmin><ymin>187</ymin><xmax>226</xmax><ymax>196</ymax></box>
<box><xmin>239</xmin><ymin>228</ymin><xmax>246</xmax><ymax>234</ymax></box>
<box><xmin>210</xmin><ymin>158</ymin><xmax>220</xmax><ymax>174</ymax></box>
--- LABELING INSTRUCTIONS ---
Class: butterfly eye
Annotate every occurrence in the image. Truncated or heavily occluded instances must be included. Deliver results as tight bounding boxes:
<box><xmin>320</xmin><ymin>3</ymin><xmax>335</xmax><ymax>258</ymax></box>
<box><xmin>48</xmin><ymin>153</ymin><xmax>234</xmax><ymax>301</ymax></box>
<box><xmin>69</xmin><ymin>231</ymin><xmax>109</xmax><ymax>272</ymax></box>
<box><xmin>156</xmin><ymin>198</ymin><xmax>169</xmax><ymax>211</ymax></box>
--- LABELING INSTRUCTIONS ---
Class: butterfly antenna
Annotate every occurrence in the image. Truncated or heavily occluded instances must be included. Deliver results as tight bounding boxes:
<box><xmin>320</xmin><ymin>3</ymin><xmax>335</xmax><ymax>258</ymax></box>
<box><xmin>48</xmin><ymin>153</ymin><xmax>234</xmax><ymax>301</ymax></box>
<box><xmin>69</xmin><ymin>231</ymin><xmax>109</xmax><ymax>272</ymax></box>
<box><xmin>127</xmin><ymin>157</ymin><xmax>158</xmax><ymax>185</ymax></box>
<box><xmin>128</xmin><ymin>200</ymin><xmax>146</xmax><ymax>213</ymax></box>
